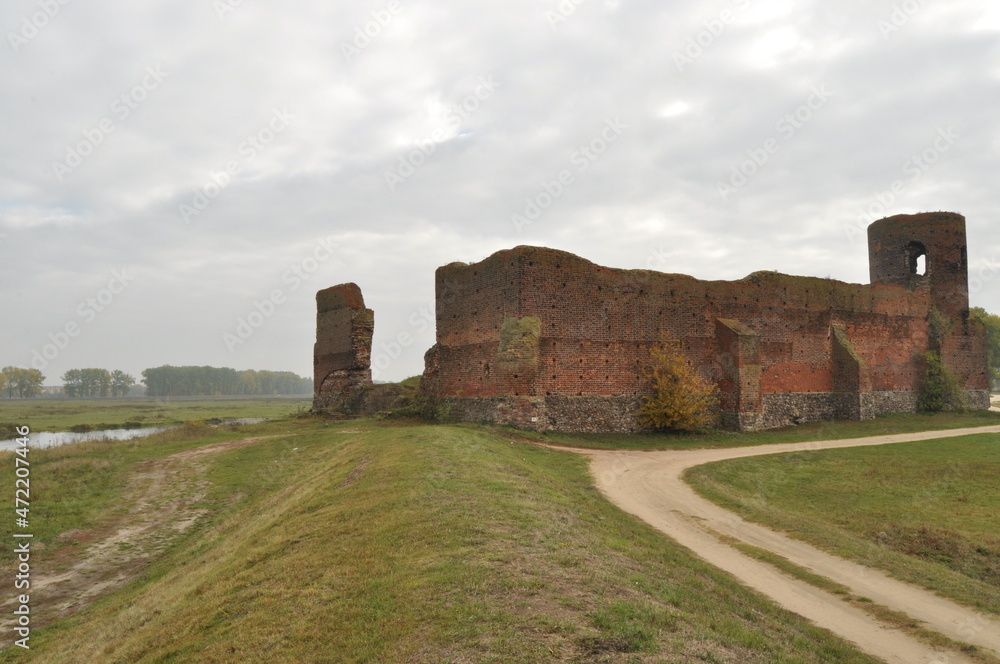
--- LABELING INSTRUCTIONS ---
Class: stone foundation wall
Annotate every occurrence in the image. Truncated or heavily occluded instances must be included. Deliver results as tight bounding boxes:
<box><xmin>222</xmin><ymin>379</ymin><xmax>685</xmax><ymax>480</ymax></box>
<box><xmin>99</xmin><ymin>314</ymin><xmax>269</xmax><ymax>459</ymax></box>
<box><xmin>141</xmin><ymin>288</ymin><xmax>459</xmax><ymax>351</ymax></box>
<box><xmin>439</xmin><ymin>395</ymin><xmax>645</xmax><ymax>433</ymax></box>
<box><xmin>439</xmin><ymin>389</ymin><xmax>992</xmax><ymax>433</ymax></box>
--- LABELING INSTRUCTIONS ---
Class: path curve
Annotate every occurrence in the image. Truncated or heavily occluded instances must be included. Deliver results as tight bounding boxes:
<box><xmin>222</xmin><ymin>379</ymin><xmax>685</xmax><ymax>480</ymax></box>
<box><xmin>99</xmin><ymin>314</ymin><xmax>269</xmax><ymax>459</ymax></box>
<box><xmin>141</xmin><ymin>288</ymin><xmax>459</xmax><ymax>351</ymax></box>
<box><xmin>565</xmin><ymin>425</ymin><xmax>1000</xmax><ymax>664</ymax></box>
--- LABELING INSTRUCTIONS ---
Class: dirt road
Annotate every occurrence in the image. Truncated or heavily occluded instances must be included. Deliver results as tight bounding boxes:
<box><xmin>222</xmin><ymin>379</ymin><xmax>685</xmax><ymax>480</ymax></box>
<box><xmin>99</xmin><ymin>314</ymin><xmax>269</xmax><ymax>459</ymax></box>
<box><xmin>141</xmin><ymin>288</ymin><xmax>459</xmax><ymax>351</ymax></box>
<box><xmin>571</xmin><ymin>425</ymin><xmax>1000</xmax><ymax>664</ymax></box>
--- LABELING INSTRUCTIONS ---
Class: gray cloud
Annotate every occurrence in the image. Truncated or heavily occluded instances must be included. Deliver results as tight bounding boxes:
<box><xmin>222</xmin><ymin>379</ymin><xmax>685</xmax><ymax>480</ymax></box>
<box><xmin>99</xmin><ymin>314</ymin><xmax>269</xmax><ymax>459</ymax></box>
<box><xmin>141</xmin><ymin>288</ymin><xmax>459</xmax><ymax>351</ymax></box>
<box><xmin>2</xmin><ymin>0</ymin><xmax>998</xmax><ymax>384</ymax></box>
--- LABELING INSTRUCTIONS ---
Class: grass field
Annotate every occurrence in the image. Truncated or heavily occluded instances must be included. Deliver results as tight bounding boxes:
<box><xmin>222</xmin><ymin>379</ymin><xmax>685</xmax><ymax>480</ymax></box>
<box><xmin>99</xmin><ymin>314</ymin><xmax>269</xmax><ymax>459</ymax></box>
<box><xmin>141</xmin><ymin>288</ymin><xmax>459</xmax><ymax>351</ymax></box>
<box><xmin>0</xmin><ymin>398</ymin><xmax>311</xmax><ymax>433</ymax></box>
<box><xmin>0</xmin><ymin>414</ymin><xmax>883</xmax><ymax>663</ymax></box>
<box><xmin>686</xmin><ymin>434</ymin><xmax>1000</xmax><ymax>616</ymax></box>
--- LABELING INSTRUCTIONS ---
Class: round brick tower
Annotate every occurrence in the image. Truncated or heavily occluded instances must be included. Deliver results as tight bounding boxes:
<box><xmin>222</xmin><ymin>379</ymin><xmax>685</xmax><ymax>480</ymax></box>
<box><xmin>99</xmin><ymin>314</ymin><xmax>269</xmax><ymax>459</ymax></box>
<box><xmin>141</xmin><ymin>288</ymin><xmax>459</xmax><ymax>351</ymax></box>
<box><xmin>867</xmin><ymin>212</ymin><xmax>969</xmax><ymax>319</ymax></box>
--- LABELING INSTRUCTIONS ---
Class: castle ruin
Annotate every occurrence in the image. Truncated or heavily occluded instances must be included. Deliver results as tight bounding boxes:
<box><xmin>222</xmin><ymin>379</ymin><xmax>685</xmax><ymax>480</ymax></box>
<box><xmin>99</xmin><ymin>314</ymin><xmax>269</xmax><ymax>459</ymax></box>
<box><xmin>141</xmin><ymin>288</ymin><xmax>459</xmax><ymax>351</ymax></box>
<box><xmin>314</xmin><ymin>212</ymin><xmax>991</xmax><ymax>432</ymax></box>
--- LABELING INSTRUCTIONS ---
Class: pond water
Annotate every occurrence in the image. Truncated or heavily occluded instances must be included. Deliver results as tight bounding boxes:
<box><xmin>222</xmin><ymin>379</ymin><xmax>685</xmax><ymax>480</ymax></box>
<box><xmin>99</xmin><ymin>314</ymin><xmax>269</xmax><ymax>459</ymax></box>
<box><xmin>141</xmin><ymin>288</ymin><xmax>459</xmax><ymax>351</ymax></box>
<box><xmin>0</xmin><ymin>418</ymin><xmax>269</xmax><ymax>452</ymax></box>
<box><xmin>0</xmin><ymin>426</ymin><xmax>169</xmax><ymax>451</ymax></box>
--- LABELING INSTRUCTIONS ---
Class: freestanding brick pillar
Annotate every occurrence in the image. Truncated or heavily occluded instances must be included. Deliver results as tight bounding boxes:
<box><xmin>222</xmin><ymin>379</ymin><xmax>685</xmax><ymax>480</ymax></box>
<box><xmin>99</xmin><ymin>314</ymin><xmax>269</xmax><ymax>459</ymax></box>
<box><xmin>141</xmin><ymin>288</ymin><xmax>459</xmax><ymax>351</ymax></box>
<box><xmin>313</xmin><ymin>283</ymin><xmax>374</xmax><ymax>412</ymax></box>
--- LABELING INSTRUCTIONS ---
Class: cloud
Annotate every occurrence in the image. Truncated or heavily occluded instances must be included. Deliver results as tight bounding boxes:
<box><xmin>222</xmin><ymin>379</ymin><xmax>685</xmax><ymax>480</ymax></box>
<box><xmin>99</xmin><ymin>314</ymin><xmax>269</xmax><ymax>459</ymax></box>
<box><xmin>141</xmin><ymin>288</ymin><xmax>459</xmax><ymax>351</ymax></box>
<box><xmin>1</xmin><ymin>0</ymin><xmax>998</xmax><ymax>383</ymax></box>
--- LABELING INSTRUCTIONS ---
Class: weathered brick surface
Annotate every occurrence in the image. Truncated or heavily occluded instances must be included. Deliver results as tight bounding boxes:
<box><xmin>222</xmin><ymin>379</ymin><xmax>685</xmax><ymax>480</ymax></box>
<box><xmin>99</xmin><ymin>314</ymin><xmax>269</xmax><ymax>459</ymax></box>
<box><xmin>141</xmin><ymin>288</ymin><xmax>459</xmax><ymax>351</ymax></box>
<box><xmin>422</xmin><ymin>212</ymin><xmax>989</xmax><ymax>431</ymax></box>
<box><xmin>313</xmin><ymin>283</ymin><xmax>374</xmax><ymax>412</ymax></box>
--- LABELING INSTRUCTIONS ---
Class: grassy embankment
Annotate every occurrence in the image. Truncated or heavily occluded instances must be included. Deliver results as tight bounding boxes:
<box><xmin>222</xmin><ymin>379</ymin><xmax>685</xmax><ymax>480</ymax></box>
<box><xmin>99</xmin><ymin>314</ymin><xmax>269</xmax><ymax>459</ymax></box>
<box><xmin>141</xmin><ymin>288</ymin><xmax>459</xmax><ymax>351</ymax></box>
<box><xmin>0</xmin><ymin>398</ymin><xmax>311</xmax><ymax>433</ymax></box>
<box><xmin>2</xmin><ymin>401</ymin><xmax>999</xmax><ymax>662</ymax></box>
<box><xmin>686</xmin><ymin>434</ymin><xmax>1000</xmax><ymax>616</ymax></box>
<box><xmin>0</xmin><ymin>414</ymin><xmax>887</xmax><ymax>663</ymax></box>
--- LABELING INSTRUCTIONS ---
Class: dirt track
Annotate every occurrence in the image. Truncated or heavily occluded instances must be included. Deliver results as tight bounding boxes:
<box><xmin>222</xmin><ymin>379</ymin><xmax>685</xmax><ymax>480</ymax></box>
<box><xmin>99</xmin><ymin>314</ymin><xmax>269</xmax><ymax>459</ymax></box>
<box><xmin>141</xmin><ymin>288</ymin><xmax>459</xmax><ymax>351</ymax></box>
<box><xmin>570</xmin><ymin>425</ymin><xmax>1000</xmax><ymax>664</ymax></box>
<box><xmin>0</xmin><ymin>434</ymin><xmax>293</xmax><ymax>644</ymax></box>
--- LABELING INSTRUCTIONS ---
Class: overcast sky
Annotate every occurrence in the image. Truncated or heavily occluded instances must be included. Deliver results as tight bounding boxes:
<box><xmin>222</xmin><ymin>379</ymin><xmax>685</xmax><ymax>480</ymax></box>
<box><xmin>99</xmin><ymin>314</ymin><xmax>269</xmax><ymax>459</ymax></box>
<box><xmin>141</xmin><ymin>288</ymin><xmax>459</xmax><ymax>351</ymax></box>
<box><xmin>1</xmin><ymin>1</ymin><xmax>999</xmax><ymax>386</ymax></box>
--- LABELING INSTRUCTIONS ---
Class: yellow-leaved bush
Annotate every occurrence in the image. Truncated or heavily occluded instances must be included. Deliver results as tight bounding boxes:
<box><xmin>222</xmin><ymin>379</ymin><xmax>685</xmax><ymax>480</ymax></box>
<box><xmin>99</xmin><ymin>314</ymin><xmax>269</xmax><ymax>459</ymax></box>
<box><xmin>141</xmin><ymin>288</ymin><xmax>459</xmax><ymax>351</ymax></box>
<box><xmin>638</xmin><ymin>333</ymin><xmax>719</xmax><ymax>431</ymax></box>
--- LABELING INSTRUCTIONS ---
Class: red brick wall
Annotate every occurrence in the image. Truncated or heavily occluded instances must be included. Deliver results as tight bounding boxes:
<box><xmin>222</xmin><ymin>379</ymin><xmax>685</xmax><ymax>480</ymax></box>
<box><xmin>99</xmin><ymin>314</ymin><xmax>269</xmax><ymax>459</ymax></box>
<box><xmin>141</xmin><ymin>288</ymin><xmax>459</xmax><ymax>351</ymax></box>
<box><xmin>423</xmin><ymin>212</ymin><xmax>990</xmax><ymax>429</ymax></box>
<box><xmin>425</xmin><ymin>246</ymin><xmax>947</xmax><ymax>400</ymax></box>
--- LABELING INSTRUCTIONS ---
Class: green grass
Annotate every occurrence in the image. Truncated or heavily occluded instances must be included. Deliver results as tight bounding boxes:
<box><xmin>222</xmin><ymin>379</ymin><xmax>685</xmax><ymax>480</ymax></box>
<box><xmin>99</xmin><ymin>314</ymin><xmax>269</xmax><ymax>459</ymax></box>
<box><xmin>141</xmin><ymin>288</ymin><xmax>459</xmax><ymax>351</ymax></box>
<box><xmin>535</xmin><ymin>409</ymin><xmax>1000</xmax><ymax>451</ymax></box>
<box><xmin>711</xmin><ymin>532</ymin><xmax>853</xmax><ymax>597</ymax></box>
<box><xmin>0</xmin><ymin>417</ymin><xmax>881</xmax><ymax>663</ymax></box>
<box><xmin>0</xmin><ymin>418</ymin><xmax>311</xmax><ymax>547</ymax></box>
<box><xmin>686</xmin><ymin>433</ymin><xmax>1000</xmax><ymax>615</ymax></box>
<box><xmin>0</xmin><ymin>398</ymin><xmax>311</xmax><ymax>433</ymax></box>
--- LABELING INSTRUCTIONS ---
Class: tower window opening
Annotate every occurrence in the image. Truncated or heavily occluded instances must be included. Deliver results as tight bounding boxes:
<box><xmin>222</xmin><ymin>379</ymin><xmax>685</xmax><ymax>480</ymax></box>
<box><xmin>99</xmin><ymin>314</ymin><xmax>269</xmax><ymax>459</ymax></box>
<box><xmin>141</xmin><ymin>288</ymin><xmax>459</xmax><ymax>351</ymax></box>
<box><xmin>907</xmin><ymin>241</ymin><xmax>928</xmax><ymax>277</ymax></box>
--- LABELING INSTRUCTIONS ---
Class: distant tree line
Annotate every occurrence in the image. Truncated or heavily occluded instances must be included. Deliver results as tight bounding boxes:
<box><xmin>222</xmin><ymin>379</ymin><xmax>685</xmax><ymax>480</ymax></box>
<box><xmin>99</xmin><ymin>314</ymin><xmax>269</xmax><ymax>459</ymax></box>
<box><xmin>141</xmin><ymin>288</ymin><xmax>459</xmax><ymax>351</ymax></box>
<box><xmin>0</xmin><ymin>367</ymin><xmax>45</xmax><ymax>398</ymax></box>
<box><xmin>1</xmin><ymin>364</ymin><xmax>310</xmax><ymax>399</ymax></box>
<box><xmin>62</xmin><ymin>368</ymin><xmax>136</xmax><ymax>398</ymax></box>
<box><xmin>141</xmin><ymin>366</ymin><xmax>311</xmax><ymax>397</ymax></box>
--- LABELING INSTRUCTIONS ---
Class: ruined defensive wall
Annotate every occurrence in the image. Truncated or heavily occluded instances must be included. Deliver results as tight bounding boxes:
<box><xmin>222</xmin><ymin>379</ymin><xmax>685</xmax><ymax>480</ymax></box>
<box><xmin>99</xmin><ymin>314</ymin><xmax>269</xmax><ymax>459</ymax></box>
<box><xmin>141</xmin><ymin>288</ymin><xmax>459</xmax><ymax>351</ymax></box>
<box><xmin>315</xmin><ymin>212</ymin><xmax>990</xmax><ymax>431</ymax></box>
<box><xmin>313</xmin><ymin>283</ymin><xmax>374</xmax><ymax>411</ymax></box>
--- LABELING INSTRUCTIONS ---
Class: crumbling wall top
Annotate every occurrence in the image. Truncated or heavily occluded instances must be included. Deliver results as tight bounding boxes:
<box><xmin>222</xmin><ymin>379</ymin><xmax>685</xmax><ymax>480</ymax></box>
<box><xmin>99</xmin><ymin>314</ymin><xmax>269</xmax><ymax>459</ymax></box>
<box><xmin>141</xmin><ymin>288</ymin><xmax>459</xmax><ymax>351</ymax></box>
<box><xmin>317</xmin><ymin>282</ymin><xmax>366</xmax><ymax>313</ymax></box>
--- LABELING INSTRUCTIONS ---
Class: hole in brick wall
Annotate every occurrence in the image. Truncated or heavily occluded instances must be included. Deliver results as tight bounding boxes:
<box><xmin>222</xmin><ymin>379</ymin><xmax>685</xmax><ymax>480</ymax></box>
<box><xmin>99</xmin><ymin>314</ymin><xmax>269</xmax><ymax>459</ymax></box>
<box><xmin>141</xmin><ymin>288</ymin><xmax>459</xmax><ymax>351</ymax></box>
<box><xmin>907</xmin><ymin>241</ymin><xmax>928</xmax><ymax>276</ymax></box>
<box><xmin>552</xmin><ymin>375</ymin><xmax>556</xmax><ymax>379</ymax></box>
<box><xmin>556</xmin><ymin>263</ymin><xmax>561</xmax><ymax>268</ymax></box>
